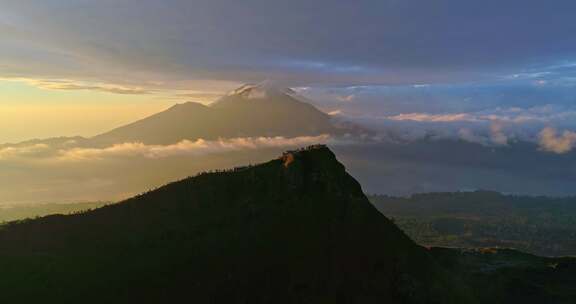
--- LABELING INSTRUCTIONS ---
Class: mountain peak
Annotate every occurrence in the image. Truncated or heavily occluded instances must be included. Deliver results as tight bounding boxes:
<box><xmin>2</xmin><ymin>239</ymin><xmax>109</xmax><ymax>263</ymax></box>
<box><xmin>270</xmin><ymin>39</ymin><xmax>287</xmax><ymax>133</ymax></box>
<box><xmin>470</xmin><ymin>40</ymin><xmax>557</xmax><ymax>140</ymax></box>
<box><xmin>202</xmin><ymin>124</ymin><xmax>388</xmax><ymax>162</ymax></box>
<box><xmin>224</xmin><ymin>82</ymin><xmax>296</xmax><ymax>100</ymax></box>
<box><xmin>280</xmin><ymin>144</ymin><xmax>334</xmax><ymax>167</ymax></box>
<box><xmin>283</xmin><ymin>144</ymin><xmax>332</xmax><ymax>156</ymax></box>
<box><xmin>211</xmin><ymin>82</ymin><xmax>316</xmax><ymax>111</ymax></box>
<box><xmin>90</xmin><ymin>83</ymin><xmax>346</xmax><ymax>146</ymax></box>
<box><xmin>168</xmin><ymin>101</ymin><xmax>209</xmax><ymax>110</ymax></box>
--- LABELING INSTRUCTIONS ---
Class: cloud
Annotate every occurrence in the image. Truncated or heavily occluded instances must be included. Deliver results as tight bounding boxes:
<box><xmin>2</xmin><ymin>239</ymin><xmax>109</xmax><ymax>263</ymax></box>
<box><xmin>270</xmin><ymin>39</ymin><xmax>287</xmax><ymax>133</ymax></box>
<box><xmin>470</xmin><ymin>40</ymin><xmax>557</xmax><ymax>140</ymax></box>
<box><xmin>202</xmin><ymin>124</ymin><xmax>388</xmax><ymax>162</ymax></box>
<box><xmin>489</xmin><ymin>122</ymin><xmax>509</xmax><ymax>146</ymax></box>
<box><xmin>383</xmin><ymin>106</ymin><xmax>576</xmax><ymax>126</ymax></box>
<box><xmin>538</xmin><ymin>127</ymin><xmax>576</xmax><ymax>154</ymax></box>
<box><xmin>299</xmin><ymin>81</ymin><xmax>576</xmax><ymax>119</ymax></box>
<box><xmin>0</xmin><ymin>135</ymin><xmax>333</xmax><ymax>162</ymax></box>
<box><xmin>0</xmin><ymin>144</ymin><xmax>52</xmax><ymax>160</ymax></box>
<box><xmin>457</xmin><ymin>128</ymin><xmax>489</xmax><ymax>146</ymax></box>
<box><xmin>171</xmin><ymin>91</ymin><xmax>226</xmax><ymax>102</ymax></box>
<box><xmin>336</xmin><ymin>94</ymin><xmax>355</xmax><ymax>102</ymax></box>
<box><xmin>1</xmin><ymin>0</ymin><xmax>576</xmax><ymax>91</ymax></box>
<box><xmin>386</xmin><ymin>112</ymin><xmax>507</xmax><ymax>145</ymax></box>
<box><xmin>330</xmin><ymin>104</ymin><xmax>576</xmax><ymax>149</ymax></box>
<box><xmin>1</xmin><ymin>78</ymin><xmax>152</xmax><ymax>95</ymax></box>
<box><xmin>60</xmin><ymin>136</ymin><xmax>332</xmax><ymax>161</ymax></box>
<box><xmin>387</xmin><ymin>113</ymin><xmax>476</xmax><ymax>123</ymax></box>
<box><xmin>453</xmin><ymin>125</ymin><xmax>509</xmax><ymax>146</ymax></box>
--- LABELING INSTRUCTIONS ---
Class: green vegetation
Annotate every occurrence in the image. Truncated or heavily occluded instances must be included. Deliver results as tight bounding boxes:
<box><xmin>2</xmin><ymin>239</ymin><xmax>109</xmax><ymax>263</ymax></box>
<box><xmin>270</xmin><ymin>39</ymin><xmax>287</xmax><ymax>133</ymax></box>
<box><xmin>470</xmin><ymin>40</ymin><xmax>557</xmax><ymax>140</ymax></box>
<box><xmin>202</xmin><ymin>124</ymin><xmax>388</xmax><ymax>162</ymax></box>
<box><xmin>370</xmin><ymin>191</ymin><xmax>576</xmax><ymax>256</ymax></box>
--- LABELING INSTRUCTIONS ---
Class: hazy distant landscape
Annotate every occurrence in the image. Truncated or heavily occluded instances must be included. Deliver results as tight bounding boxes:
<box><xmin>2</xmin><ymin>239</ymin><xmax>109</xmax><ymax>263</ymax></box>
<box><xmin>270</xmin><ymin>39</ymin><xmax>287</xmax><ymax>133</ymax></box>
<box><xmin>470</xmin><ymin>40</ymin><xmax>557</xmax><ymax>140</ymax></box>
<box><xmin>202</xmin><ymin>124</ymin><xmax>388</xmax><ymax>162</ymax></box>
<box><xmin>371</xmin><ymin>192</ymin><xmax>576</xmax><ymax>257</ymax></box>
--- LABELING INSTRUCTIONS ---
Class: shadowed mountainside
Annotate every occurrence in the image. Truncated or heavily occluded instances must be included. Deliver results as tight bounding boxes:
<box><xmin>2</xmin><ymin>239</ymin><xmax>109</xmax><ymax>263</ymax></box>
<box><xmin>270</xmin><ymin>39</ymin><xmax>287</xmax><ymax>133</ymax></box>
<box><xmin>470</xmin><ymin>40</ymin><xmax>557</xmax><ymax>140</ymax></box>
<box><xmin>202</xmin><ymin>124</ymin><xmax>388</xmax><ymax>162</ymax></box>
<box><xmin>0</xmin><ymin>145</ymin><xmax>472</xmax><ymax>303</ymax></box>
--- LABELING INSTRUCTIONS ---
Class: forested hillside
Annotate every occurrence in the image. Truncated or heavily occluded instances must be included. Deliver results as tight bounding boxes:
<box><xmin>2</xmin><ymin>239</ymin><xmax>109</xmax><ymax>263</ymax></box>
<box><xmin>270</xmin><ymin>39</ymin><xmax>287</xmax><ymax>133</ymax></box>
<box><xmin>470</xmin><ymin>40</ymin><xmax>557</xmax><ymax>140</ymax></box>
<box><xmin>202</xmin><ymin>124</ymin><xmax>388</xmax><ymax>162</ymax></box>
<box><xmin>0</xmin><ymin>146</ymin><xmax>471</xmax><ymax>303</ymax></box>
<box><xmin>371</xmin><ymin>191</ymin><xmax>576</xmax><ymax>256</ymax></box>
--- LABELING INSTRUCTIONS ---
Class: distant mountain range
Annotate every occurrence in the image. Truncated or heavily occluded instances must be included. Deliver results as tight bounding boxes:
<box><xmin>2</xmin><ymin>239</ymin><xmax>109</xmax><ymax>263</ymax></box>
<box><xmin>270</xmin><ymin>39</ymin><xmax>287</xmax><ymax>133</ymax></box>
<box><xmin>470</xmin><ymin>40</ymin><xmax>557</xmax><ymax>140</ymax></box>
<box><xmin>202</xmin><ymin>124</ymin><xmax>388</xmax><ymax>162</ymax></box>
<box><xmin>371</xmin><ymin>191</ymin><xmax>576</xmax><ymax>257</ymax></box>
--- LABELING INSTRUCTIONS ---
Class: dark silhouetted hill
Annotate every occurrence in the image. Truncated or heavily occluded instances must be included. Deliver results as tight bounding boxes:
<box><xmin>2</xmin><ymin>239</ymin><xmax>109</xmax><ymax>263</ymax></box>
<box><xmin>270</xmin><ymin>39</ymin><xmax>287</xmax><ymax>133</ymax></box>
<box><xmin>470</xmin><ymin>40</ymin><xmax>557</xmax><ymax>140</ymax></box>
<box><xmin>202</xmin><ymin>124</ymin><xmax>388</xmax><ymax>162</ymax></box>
<box><xmin>0</xmin><ymin>201</ymin><xmax>108</xmax><ymax>223</ymax></box>
<box><xmin>0</xmin><ymin>145</ymin><xmax>472</xmax><ymax>303</ymax></box>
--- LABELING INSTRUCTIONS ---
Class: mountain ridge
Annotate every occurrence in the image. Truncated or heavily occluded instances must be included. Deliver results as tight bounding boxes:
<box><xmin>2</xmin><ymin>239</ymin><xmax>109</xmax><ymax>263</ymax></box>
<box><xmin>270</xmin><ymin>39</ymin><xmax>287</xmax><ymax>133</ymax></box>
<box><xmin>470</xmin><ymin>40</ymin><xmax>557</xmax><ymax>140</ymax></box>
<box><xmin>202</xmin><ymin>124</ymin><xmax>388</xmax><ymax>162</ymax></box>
<box><xmin>0</xmin><ymin>145</ymin><xmax>472</xmax><ymax>303</ymax></box>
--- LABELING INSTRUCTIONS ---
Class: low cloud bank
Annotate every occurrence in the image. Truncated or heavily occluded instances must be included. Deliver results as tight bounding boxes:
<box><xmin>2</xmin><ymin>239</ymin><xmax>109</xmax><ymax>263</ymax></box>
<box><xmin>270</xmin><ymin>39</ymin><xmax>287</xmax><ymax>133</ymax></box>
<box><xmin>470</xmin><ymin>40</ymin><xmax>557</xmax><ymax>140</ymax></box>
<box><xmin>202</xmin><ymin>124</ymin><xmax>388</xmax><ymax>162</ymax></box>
<box><xmin>0</xmin><ymin>78</ymin><xmax>151</xmax><ymax>95</ymax></box>
<box><xmin>538</xmin><ymin>127</ymin><xmax>576</xmax><ymax>154</ymax></box>
<box><xmin>0</xmin><ymin>135</ymin><xmax>332</xmax><ymax>162</ymax></box>
<box><xmin>0</xmin><ymin>144</ymin><xmax>52</xmax><ymax>160</ymax></box>
<box><xmin>3</xmin><ymin>105</ymin><xmax>576</xmax><ymax>164</ymax></box>
<box><xmin>61</xmin><ymin>136</ymin><xmax>332</xmax><ymax>161</ymax></box>
<box><xmin>333</xmin><ymin>105</ymin><xmax>576</xmax><ymax>153</ymax></box>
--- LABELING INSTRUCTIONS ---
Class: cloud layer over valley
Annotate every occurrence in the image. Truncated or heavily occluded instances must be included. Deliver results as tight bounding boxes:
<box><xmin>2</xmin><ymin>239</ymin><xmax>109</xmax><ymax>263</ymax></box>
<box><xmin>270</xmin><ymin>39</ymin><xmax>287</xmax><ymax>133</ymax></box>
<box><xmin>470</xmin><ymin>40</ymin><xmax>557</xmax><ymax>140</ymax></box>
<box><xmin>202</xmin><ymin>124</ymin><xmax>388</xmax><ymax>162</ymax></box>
<box><xmin>0</xmin><ymin>135</ymin><xmax>332</xmax><ymax>163</ymax></box>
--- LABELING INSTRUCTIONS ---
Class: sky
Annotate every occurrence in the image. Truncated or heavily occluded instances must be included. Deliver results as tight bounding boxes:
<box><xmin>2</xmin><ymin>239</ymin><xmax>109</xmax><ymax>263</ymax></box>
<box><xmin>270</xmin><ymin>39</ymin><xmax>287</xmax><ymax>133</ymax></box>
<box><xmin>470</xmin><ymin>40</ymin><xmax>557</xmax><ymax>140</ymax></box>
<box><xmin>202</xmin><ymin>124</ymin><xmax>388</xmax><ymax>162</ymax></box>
<box><xmin>1</xmin><ymin>0</ymin><xmax>576</xmax><ymax>143</ymax></box>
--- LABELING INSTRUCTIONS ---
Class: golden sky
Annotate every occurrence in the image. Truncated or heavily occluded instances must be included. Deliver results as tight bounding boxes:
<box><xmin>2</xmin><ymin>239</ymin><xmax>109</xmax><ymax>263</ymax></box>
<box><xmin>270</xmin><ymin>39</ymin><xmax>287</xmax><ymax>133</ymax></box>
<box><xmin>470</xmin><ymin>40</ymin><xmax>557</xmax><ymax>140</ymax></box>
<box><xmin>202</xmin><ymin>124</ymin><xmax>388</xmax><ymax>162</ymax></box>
<box><xmin>0</xmin><ymin>79</ymin><xmax>175</xmax><ymax>143</ymax></box>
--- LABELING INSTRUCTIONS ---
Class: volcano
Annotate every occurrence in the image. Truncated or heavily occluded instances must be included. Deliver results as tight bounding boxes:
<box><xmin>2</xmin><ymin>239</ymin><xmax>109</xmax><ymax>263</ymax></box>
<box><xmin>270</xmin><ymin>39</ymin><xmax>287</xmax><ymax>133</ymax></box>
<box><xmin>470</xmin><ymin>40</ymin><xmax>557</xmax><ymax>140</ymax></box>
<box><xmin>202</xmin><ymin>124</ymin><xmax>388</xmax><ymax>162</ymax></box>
<box><xmin>89</xmin><ymin>83</ymin><xmax>347</xmax><ymax>146</ymax></box>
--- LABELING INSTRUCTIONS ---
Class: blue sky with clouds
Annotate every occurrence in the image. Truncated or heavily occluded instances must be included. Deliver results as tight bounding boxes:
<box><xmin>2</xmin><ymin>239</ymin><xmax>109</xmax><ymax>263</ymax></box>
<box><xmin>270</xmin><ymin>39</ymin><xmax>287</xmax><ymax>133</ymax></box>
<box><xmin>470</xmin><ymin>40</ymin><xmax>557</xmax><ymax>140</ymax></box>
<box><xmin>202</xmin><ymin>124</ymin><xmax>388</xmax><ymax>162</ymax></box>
<box><xmin>1</xmin><ymin>0</ymin><xmax>576</xmax><ymax>141</ymax></box>
<box><xmin>1</xmin><ymin>0</ymin><xmax>575</xmax><ymax>86</ymax></box>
